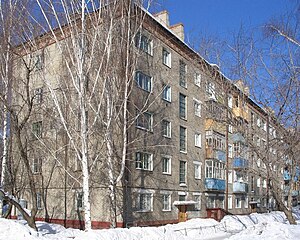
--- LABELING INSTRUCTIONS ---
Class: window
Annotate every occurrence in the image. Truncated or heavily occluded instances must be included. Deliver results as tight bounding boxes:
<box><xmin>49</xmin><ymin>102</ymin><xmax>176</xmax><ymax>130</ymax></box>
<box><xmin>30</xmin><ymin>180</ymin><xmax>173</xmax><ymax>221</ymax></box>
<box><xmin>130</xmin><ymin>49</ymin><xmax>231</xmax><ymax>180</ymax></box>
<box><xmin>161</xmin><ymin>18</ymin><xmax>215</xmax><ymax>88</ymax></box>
<box><xmin>257</xmin><ymin>117</ymin><xmax>261</xmax><ymax>127</ymax></box>
<box><xmin>37</xmin><ymin>193</ymin><xmax>42</xmax><ymax>209</ymax></box>
<box><xmin>162</xmin><ymin>48</ymin><xmax>171</xmax><ymax>67</ymax></box>
<box><xmin>251</xmin><ymin>112</ymin><xmax>255</xmax><ymax>126</ymax></box>
<box><xmin>137</xmin><ymin>193</ymin><xmax>153</xmax><ymax>212</ymax></box>
<box><xmin>195</xmin><ymin>133</ymin><xmax>202</xmax><ymax>148</ymax></box>
<box><xmin>33</xmin><ymin>158</ymin><xmax>42</xmax><ymax>174</ymax></box>
<box><xmin>228</xmin><ymin>95</ymin><xmax>233</xmax><ymax>108</ymax></box>
<box><xmin>76</xmin><ymin>192</ymin><xmax>83</xmax><ymax>210</ymax></box>
<box><xmin>162</xmin><ymin>194</ymin><xmax>171</xmax><ymax>211</ymax></box>
<box><xmin>32</xmin><ymin>121</ymin><xmax>42</xmax><ymax>138</ymax></box>
<box><xmin>206</xmin><ymin>196</ymin><xmax>216</xmax><ymax>208</ymax></box>
<box><xmin>235</xmin><ymin>197</ymin><xmax>241</xmax><ymax>208</ymax></box>
<box><xmin>206</xmin><ymin>82</ymin><xmax>216</xmax><ymax>100</ymax></box>
<box><xmin>263</xmin><ymin>179</ymin><xmax>267</xmax><ymax>188</ymax></box>
<box><xmin>194</xmin><ymin>73</ymin><xmax>201</xmax><ymax>87</ymax></box>
<box><xmin>234</xmin><ymin>97</ymin><xmax>239</xmax><ymax>107</ymax></box>
<box><xmin>34</xmin><ymin>88</ymin><xmax>43</xmax><ymax>104</ymax></box>
<box><xmin>228</xmin><ymin>144</ymin><xmax>233</xmax><ymax>158</ymax></box>
<box><xmin>135</xmin><ymin>71</ymin><xmax>152</xmax><ymax>92</ymax></box>
<box><xmin>135</xmin><ymin>32</ymin><xmax>153</xmax><ymax>55</ymax></box>
<box><xmin>179</xmin><ymin>126</ymin><xmax>187</xmax><ymax>152</ymax></box>
<box><xmin>228</xmin><ymin>195</ymin><xmax>233</xmax><ymax>209</ymax></box>
<box><xmin>34</xmin><ymin>52</ymin><xmax>44</xmax><ymax>70</ymax></box>
<box><xmin>194</xmin><ymin>161</ymin><xmax>202</xmax><ymax>179</ymax></box>
<box><xmin>179</xmin><ymin>194</ymin><xmax>186</xmax><ymax>201</ymax></box>
<box><xmin>262</xmin><ymin>120</ymin><xmax>267</xmax><ymax>131</ymax></box>
<box><xmin>162</xmin><ymin>120</ymin><xmax>171</xmax><ymax>138</ymax></box>
<box><xmin>257</xmin><ymin>177</ymin><xmax>261</xmax><ymax>187</ymax></box>
<box><xmin>194</xmin><ymin>99</ymin><xmax>201</xmax><ymax>117</ymax></box>
<box><xmin>194</xmin><ymin>194</ymin><xmax>201</xmax><ymax>210</ymax></box>
<box><xmin>136</xmin><ymin>112</ymin><xmax>153</xmax><ymax>131</ymax></box>
<box><xmin>228</xmin><ymin>124</ymin><xmax>233</xmax><ymax>133</ymax></box>
<box><xmin>162</xmin><ymin>85</ymin><xmax>171</xmax><ymax>102</ymax></box>
<box><xmin>179</xmin><ymin>60</ymin><xmax>187</xmax><ymax>87</ymax></box>
<box><xmin>179</xmin><ymin>161</ymin><xmax>186</xmax><ymax>184</ymax></box>
<box><xmin>179</xmin><ymin>93</ymin><xmax>187</xmax><ymax>119</ymax></box>
<box><xmin>205</xmin><ymin>160</ymin><xmax>225</xmax><ymax>180</ymax></box>
<box><xmin>257</xmin><ymin>158</ymin><xmax>261</xmax><ymax>167</ymax></box>
<box><xmin>135</xmin><ymin>152</ymin><xmax>153</xmax><ymax>171</ymax></box>
<box><xmin>162</xmin><ymin>156</ymin><xmax>171</xmax><ymax>174</ymax></box>
<box><xmin>228</xmin><ymin>170</ymin><xmax>233</xmax><ymax>183</ymax></box>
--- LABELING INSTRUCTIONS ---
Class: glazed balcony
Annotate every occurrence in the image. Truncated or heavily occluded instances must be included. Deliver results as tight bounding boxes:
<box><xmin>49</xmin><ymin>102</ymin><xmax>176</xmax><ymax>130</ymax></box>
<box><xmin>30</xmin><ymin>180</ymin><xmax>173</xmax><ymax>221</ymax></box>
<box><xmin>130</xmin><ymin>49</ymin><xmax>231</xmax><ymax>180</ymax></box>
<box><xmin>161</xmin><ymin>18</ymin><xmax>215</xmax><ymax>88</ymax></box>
<box><xmin>232</xmin><ymin>157</ymin><xmax>248</xmax><ymax>169</ymax></box>
<box><xmin>283</xmin><ymin>170</ymin><xmax>291</xmax><ymax>181</ymax></box>
<box><xmin>233</xmin><ymin>182</ymin><xmax>248</xmax><ymax>193</ymax></box>
<box><xmin>206</xmin><ymin>147</ymin><xmax>226</xmax><ymax>162</ymax></box>
<box><xmin>205</xmin><ymin>178</ymin><xmax>225</xmax><ymax>191</ymax></box>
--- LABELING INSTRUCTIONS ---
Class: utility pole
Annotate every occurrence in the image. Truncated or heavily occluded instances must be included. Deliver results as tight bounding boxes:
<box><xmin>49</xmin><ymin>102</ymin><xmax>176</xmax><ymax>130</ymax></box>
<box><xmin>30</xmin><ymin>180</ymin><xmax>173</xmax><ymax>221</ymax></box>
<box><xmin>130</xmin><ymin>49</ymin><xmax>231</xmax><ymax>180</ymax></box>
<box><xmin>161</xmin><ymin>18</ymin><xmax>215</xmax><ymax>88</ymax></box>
<box><xmin>225</xmin><ymin>88</ymin><xmax>229</xmax><ymax>212</ymax></box>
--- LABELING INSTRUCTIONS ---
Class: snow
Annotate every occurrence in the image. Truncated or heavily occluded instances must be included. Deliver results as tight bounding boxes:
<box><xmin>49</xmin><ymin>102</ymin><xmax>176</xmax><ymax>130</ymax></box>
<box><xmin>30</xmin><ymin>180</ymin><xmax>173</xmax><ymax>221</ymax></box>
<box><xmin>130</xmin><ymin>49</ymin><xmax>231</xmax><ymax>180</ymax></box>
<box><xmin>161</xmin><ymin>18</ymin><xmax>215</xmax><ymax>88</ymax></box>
<box><xmin>0</xmin><ymin>209</ymin><xmax>300</xmax><ymax>240</ymax></box>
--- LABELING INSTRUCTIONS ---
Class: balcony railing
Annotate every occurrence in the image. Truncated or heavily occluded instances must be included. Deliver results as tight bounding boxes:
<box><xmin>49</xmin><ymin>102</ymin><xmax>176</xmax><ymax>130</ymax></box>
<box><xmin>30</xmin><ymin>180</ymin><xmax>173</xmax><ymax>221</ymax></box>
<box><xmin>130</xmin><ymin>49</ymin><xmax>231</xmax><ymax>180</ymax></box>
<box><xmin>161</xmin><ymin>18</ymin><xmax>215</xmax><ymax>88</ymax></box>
<box><xmin>206</xmin><ymin>147</ymin><xmax>226</xmax><ymax>162</ymax></box>
<box><xmin>233</xmin><ymin>182</ymin><xmax>248</xmax><ymax>193</ymax></box>
<box><xmin>233</xmin><ymin>157</ymin><xmax>248</xmax><ymax>169</ymax></box>
<box><xmin>205</xmin><ymin>178</ymin><xmax>225</xmax><ymax>191</ymax></box>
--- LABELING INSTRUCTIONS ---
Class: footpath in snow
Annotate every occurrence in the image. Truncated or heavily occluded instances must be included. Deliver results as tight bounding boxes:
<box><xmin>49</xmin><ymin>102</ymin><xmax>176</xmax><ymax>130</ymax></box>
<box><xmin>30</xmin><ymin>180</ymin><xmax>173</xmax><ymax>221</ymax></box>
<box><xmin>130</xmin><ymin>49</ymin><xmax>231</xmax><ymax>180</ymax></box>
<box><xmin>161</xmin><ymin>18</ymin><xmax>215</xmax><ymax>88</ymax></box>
<box><xmin>1</xmin><ymin>209</ymin><xmax>300</xmax><ymax>240</ymax></box>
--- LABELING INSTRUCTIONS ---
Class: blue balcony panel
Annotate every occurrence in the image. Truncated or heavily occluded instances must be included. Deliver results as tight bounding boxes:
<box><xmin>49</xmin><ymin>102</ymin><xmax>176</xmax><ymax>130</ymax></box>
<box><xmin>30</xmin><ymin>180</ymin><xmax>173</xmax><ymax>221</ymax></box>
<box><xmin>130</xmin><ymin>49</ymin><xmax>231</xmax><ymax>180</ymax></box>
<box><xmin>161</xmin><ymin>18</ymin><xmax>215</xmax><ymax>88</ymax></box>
<box><xmin>233</xmin><ymin>182</ymin><xmax>248</xmax><ymax>193</ymax></box>
<box><xmin>205</xmin><ymin>178</ymin><xmax>225</xmax><ymax>191</ymax></box>
<box><xmin>216</xmin><ymin>150</ymin><xmax>226</xmax><ymax>162</ymax></box>
<box><xmin>233</xmin><ymin>157</ymin><xmax>248</xmax><ymax>168</ymax></box>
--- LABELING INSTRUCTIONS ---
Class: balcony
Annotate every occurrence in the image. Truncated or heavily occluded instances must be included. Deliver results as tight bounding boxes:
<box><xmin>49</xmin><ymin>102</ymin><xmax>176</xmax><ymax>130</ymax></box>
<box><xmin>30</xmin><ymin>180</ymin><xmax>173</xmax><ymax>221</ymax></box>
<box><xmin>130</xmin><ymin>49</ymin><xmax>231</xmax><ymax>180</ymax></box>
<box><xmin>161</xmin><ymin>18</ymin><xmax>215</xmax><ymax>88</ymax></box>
<box><xmin>232</xmin><ymin>106</ymin><xmax>249</xmax><ymax>121</ymax></box>
<box><xmin>206</xmin><ymin>147</ymin><xmax>226</xmax><ymax>162</ymax></box>
<box><xmin>233</xmin><ymin>182</ymin><xmax>248</xmax><ymax>193</ymax></box>
<box><xmin>205</xmin><ymin>178</ymin><xmax>225</xmax><ymax>191</ymax></box>
<box><xmin>233</xmin><ymin>157</ymin><xmax>248</xmax><ymax>169</ymax></box>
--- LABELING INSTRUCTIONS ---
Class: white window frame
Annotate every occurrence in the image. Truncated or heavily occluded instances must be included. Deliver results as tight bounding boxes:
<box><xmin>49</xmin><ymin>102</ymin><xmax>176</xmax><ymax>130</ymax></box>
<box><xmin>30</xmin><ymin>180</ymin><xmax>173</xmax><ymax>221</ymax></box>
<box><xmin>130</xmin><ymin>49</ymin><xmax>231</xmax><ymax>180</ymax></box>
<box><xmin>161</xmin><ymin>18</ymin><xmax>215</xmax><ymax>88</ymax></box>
<box><xmin>162</xmin><ymin>48</ymin><xmax>171</xmax><ymax>67</ymax></box>
<box><xmin>257</xmin><ymin>177</ymin><xmax>261</xmax><ymax>187</ymax></box>
<box><xmin>206</xmin><ymin>82</ymin><xmax>216</xmax><ymax>100</ymax></box>
<box><xmin>135</xmin><ymin>71</ymin><xmax>152</xmax><ymax>92</ymax></box>
<box><xmin>193</xmin><ymin>193</ymin><xmax>202</xmax><ymax>210</ymax></box>
<box><xmin>235</xmin><ymin>197</ymin><xmax>241</xmax><ymax>208</ymax></box>
<box><xmin>194</xmin><ymin>161</ymin><xmax>202</xmax><ymax>180</ymax></box>
<box><xmin>179</xmin><ymin>93</ymin><xmax>187</xmax><ymax>119</ymax></box>
<box><xmin>228</xmin><ymin>170</ymin><xmax>233</xmax><ymax>183</ymax></box>
<box><xmin>194</xmin><ymin>98</ymin><xmax>201</xmax><ymax>117</ymax></box>
<box><xmin>228</xmin><ymin>124</ymin><xmax>233</xmax><ymax>133</ymax></box>
<box><xmin>162</xmin><ymin>155</ymin><xmax>171</xmax><ymax>175</ymax></box>
<box><xmin>37</xmin><ymin>192</ymin><xmax>42</xmax><ymax>209</ymax></box>
<box><xmin>135</xmin><ymin>32</ymin><xmax>153</xmax><ymax>55</ymax></box>
<box><xmin>162</xmin><ymin>84</ymin><xmax>171</xmax><ymax>102</ymax></box>
<box><xmin>228</xmin><ymin>144</ymin><xmax>233</xmax><ymax>158</ymax></box>
<box><xmin>195</xmin><ymin>133</ymin><xmax>202</xmax><ymax>148</ymax></box>
<box><xmin>194</xmin><ymin>72</ymin><xmax>201</xmax><ymax>87</ymax></box>
<box><xmin>135</xmin><ymin>152</ymin><xmax>153</xmax><ymax>171</ymax></box>
<box><xmin>179</xmin><ymin>161</ymin><xmax>187</xmax><ymax>185</ymax></box>
<box><xmin>245</xmin><ymin>197</ymin><xmax>249</xmax><ymax>208</ymax></box>
<box><xmin>228</xmin><ymin>195</ymin><xmax>233</xmax><ymax>209</ymax></box>
<box><xmin>162</xmin><ymin>120</ymin><xmax>171</xmax><ymax>138</ymax></box>
<box><xmin>179</xmin><ymin>126</ymin><xmax>187</xmax><ymax>153</ymax></box>
<box><xmin>136</xmin><ymin>111</ymin><xmax>153</xmax><ymax>131</ymax></box>
<box><xmin>34</xmin><ymin>87</ymin><xmax>43</xmax><ymax>104</ymax></box>
<box><xmin>33</xmin><ymin>158</ymin><xmax>42</xmax><ymax>174</ymax></box>
<box><xmin>179</xmin><ymin>60</ymin><xmax>187</xmax><ymax>88</ymax></box>
<box><xmin>162</xmin><ymin>193</ymin><xmax>171</xmax><ymax>211</ymax></box>
<box><xmin>228</xmin><ymin>95</ymin><xmax>233</xmax><ymax>108</ymax></box>
<box><xmin>137</xmin><ymin>192</ymin><xmax>153</xmax><ymax>212</ymax></box>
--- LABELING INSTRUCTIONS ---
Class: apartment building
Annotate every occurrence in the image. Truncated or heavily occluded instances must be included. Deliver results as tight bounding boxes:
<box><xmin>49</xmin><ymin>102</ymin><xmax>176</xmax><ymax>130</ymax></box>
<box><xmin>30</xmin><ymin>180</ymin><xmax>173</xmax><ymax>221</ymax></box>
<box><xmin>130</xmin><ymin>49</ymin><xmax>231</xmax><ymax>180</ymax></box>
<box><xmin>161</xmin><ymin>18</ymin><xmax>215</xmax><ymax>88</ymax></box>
<box><xmin>7</xmin><ymin>3</ymin><xmax>297</xmax><ymax>229</ymax></box>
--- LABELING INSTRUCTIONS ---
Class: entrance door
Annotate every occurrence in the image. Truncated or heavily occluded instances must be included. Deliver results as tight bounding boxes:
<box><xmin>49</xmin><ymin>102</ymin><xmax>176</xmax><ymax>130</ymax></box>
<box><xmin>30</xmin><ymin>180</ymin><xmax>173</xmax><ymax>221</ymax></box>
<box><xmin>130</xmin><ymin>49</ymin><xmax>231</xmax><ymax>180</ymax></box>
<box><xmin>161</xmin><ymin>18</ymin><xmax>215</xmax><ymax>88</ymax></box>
<box><xmin>178</xmin><ymin>205</ymin><xmax>187</xmax><ymax>222</ymax></box>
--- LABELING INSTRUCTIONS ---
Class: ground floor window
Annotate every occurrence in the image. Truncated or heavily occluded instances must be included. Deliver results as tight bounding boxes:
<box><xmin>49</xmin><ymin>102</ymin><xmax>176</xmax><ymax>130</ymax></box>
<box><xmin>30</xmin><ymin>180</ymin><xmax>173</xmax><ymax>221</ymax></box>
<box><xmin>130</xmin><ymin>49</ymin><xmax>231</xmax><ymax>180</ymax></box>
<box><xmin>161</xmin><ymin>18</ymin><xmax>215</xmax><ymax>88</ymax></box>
<box><xmin>137</xmin><ymin>193</ymin><xmax>153</xmax><ymax>212</ymax></box>
<box><xmin>162</xmin><ymin>194</ymin><xmax>171</xmax><ymax>211</ymax></box>
<box><xmin>206</xmin><ymin>196</ymin><xmax>216</xmax><ymax>208</ymax></box>
<box><xmin>235</xmin><ymin>197</ymin><xmax>241</xmax><ymax>208</ymax></box>
<box><xmin>194</xmin><ymin>194</ymin><xmax>201</xmax><ymax>210</ymax></box>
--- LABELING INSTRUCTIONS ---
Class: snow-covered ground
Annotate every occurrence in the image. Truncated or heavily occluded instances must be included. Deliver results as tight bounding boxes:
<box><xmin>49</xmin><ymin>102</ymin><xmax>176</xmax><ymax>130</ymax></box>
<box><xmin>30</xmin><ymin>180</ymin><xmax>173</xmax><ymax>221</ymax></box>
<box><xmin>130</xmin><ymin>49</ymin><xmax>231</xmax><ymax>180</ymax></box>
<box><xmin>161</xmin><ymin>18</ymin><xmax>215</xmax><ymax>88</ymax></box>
<box><xmin>1</xmin><ymin>209</ymin><xmax>300</xmax><ymax>240</ymax></box>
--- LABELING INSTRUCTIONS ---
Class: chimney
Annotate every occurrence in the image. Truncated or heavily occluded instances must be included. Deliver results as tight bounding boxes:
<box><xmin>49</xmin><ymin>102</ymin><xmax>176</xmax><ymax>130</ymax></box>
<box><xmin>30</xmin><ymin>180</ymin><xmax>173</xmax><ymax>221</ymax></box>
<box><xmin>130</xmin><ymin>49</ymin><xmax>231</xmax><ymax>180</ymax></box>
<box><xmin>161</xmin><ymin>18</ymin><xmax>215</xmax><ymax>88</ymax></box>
<box><xmin>170</xmin><ymin>23</ymin><xmax>185</xmax><ymax>41</ymax></box>
<box><xmin>235</xmin><ymin>80</ymin><xmax>249</xmax><ymax>96</ymax></box>
<box><xmin>154</xmin><ymin>10</ymin><xmax>185</xmax><ymax>42</ymax></box>
<box><xmin>154</xmin><ymin>10</ymin><xmax>170</xmax><ymax>28</ymax></box>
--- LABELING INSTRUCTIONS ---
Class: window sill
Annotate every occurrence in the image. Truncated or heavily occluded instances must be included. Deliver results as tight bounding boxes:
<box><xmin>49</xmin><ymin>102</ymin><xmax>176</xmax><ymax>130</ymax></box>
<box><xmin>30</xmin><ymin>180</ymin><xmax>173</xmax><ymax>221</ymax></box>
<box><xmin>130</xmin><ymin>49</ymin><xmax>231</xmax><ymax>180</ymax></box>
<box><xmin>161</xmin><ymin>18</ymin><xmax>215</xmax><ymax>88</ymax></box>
<box><xmin>180</xmin><ymin>151</ymin><xmax>187</xmax><ymax>154</ymax></box>
<box><xmin>162</xmin><ymin>172</ymin><xmax>171</xmax><ymax>175</ymax></box>
<box><xmin>163</xmin><ymin>63</ymin><xmax>171</xmax><ymax>69</ymax></box>
<box><xmin>136</xmin><ymin>210</ymin><xmax>152</xmax><ymax>213</ymax></box>
<box><xmin>163</xmin><ymin>135</ymin><xmax>171</xmax><ymax>139</ymax></box>
<box><xmin>162</xmin><ymin>209</ymin><xmax>171</xmax><ymax>212</ymax></box>
<box><xmin>179</xmin><ymin>183</ymin><xmax>187</xmax><ymax>187</ymax></box>
<box><xmin>162</xmin><ymin>98</ymin><xmax>172</xmax><ymax>103</ymax></box>
<box><xmin>136</xmin><ymin>126</ymin><xmax>153</xmax><ymax>132</ymax></box>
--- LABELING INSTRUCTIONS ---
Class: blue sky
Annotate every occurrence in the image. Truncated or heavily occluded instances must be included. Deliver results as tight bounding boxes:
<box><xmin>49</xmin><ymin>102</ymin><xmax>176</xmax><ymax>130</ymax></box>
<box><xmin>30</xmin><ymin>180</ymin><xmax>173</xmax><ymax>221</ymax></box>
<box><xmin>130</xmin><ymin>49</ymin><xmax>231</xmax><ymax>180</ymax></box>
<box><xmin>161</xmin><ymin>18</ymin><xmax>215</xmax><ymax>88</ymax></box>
<box><xmin>150</xmin><ymin>0</ymin><xmax>298</xmax><ymax>42</ymax></box>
